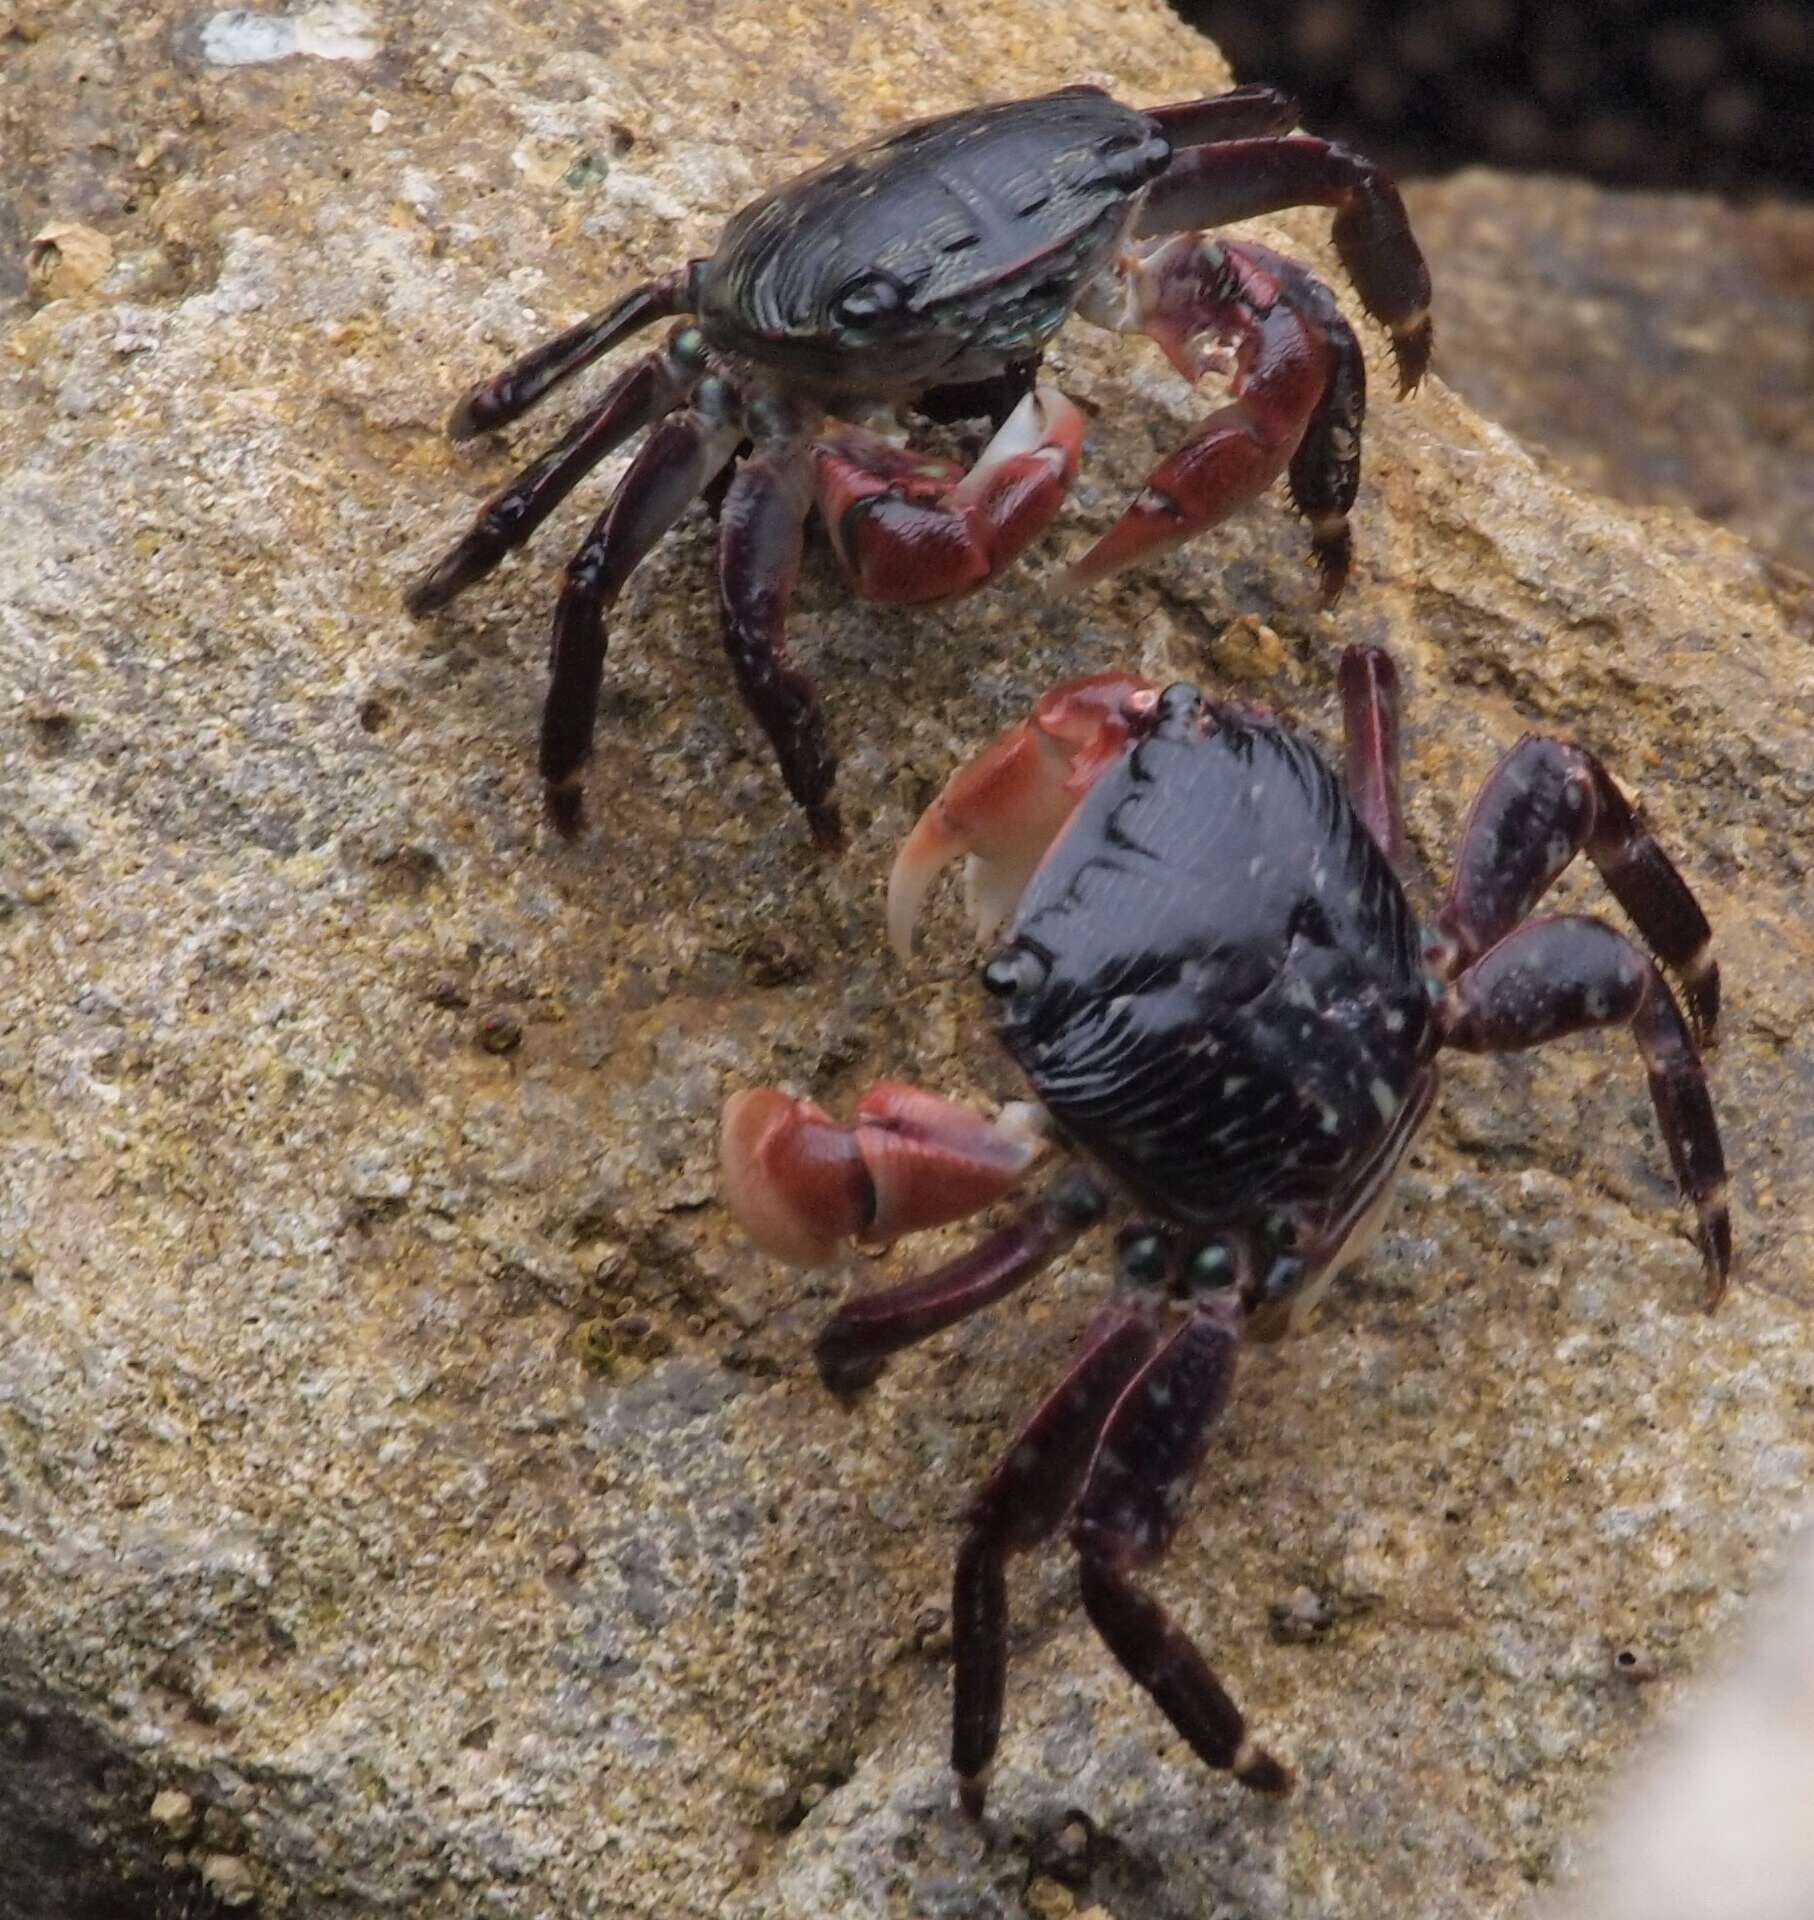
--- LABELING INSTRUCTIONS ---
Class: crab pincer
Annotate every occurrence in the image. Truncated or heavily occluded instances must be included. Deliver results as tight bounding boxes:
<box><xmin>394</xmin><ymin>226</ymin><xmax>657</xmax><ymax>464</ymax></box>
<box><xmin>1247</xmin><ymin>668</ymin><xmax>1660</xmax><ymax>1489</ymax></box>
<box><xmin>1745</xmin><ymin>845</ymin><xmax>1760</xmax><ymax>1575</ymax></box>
<box><xmin>886</xmin><ymin>673</ymin><xmax>1157</xmax><ymax>960</ymax></box>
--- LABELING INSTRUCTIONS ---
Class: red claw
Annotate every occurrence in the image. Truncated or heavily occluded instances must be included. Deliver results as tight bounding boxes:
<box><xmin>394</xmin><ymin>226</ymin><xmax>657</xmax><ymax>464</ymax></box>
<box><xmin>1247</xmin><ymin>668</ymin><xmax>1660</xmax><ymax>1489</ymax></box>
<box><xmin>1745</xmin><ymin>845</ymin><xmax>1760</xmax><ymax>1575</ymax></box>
<box><xmin>720</xmin><ymin>1082</ymin><xmax>1046</xmax><ymax>1266</ymax></box>
<box><xmin>813</xmin><ymin>387</ymin><xmax>1084</xmax><ymax>605</ymax></box>
<box><xmin>887</xmin><ymin>673</ymin><xmax>1158</xmax><ymax>959</ymax></box>
<box><xmin>721</xmin><ymin>1088</ymin><xmax>870</xmax><ymax>1266</ymax></box>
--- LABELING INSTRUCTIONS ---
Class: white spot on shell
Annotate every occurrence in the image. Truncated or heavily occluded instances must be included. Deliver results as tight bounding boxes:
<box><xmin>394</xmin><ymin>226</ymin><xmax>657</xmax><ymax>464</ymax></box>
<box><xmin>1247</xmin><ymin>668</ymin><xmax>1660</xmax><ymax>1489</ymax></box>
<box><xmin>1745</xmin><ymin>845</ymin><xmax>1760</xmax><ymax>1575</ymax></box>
<box><xmin>1369</xmin><ymin>1077</ymin><xmax>1399</xmax><ymax>1121</ymax></box>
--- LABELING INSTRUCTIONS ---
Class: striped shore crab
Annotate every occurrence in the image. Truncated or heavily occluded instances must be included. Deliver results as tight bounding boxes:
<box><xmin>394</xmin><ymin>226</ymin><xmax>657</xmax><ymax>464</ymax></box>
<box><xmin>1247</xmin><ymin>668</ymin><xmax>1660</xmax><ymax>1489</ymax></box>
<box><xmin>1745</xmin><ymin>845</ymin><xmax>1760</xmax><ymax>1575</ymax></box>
<box><xmin>720</xmin><ymin>649</ymin><xmax>1728</xmax><ymax>1812</ymax></box>
<box><xmin>404</xmin><ymin>85</ymin><xmax>1432</xmax><ymax>844</ymax></box>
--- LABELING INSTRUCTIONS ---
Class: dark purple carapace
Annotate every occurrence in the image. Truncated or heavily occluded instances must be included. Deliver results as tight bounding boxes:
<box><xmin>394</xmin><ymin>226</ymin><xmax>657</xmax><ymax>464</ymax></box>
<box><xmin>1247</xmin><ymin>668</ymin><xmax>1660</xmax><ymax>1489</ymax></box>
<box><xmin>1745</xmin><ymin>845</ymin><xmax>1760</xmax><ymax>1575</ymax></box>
<box><xmin>991</xmin><ymin>683</ymin><xmax>1433</xmax><ymax>1240</ymax></box>
<box><xmin>695</xmin><ymin>90</ymin><xmax>1170</xmax><ymax>392</ymax></box>
<box><xmin>721</xmin><ymin>648</ymin><xmax>1730</xmax><ymax>1818</ymax></box>
<box><xmin>403</xmin><ymin>84</ymin><xmax>1434</xmax><ymax>844</ymax></box>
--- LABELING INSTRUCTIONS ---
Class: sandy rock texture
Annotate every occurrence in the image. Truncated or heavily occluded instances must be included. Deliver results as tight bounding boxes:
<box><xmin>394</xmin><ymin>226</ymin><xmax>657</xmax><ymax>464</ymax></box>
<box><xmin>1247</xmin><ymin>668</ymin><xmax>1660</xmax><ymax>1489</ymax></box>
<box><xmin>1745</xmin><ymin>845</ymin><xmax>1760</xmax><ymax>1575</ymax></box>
<box><xmin>1404</xmin><ymin>171</ymin><xmax>1814</xmax><ymax>576</ymax></box>
<box><xmin>1553</xmin><ymin>1513</ymin><xmax>1814</xmax><ymax>1920</ymax></box>
<box><xmin>2</xmin><ymin>4</ymin><xmax>1810</xmax><ymax>1917</ymax></box>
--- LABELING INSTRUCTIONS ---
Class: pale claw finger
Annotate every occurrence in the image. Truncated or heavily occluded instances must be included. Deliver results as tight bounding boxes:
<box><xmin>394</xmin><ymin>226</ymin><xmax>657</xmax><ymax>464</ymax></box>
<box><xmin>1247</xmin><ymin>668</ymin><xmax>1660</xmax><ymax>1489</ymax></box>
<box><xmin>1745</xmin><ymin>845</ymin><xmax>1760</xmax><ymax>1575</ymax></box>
<box><xmin>887</xmin><ymin>674</ymin><xmax>1157</xmax><ymax>962</ymax></box>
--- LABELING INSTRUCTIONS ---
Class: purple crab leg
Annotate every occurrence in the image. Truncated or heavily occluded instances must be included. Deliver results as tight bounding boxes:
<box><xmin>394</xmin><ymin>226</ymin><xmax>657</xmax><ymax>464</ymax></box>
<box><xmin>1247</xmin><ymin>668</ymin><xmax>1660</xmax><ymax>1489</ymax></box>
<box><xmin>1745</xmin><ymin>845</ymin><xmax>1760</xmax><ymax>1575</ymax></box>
<box><xmin>446</xmin><ymin>266</ymin><xmax>699</xmax><ymax>439</ymax></box>
<box><xmin>1277</xmin><ymin>254</ymin><xmax>1367</xmax><ymax>599</ymax></box>
<box><xmin>1441</xmin><ymin>914</ymin><xmax>1731</xmax><ymax>1305</ymax></box>
<box><xmin>814</xmin><ymin>1170</ymin><xmax>1108</xmax><ymax>1396</ymax></box>
<box><xmin>1433</xmin><ymin>735</ymin><xmax>1720</xmax><ymax>1043</ymax></box>
<box><xmin>1136</xmin><ymin>136</ymin><xmax>1433</xmax><ymax>393</ymax></box>
<box><xmin>1338</xmin><ymin>643</ymin><xmax>1405</xmax><ymax>868</ymax></box>
<box><xmin>541</xmin><ymin>378</ymin><xmax>743</xmax><ymax>833</ymax></box>
<box><xmin>404</xmin><ymin>330</ymin><xmax>704</xmax><ymax>616</ymax></box>
<box><xmin>1145</xmin><ymin>84</ymin><xmax>1300</xmax><ymax>147</ymax></box>
<box><xmin>952</xmin><ymin>1293</ymin><xmax>1164</xmax><ymax>1816</ymax></box>
<box><xmin>1071</xmin><ymin>1288</ymin><xmax>1293</xmax><ymax>1794</ymax></box>
<box><xmin>716</xmin><ymin>418</ymin><xmax>843</xmax><ymax>847</ymax></box>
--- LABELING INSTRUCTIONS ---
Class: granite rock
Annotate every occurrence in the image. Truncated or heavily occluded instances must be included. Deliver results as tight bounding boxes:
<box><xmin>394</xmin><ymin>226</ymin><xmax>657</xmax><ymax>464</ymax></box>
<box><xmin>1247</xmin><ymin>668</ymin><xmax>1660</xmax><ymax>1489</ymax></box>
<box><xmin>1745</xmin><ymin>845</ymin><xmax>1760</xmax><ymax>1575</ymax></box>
<box><xmin>2</xmin><ymin>4</ymin><xmax>1811</xmax><ymax>1917</ymax></box>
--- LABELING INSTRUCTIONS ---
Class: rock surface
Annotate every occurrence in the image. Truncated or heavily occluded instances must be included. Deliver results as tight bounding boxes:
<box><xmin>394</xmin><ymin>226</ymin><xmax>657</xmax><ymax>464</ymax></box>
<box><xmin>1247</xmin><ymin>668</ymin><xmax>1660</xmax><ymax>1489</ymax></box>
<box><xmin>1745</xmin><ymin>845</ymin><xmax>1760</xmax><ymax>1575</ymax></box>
<box><xmin>1554</xmin><ymin>1512</ymin><xmax>1814</xmax><ymax>1920</ymax></box>
<box><xmin>1404</xmin><ymin>170</ymin><xmax>1814</xmax><ymax>575</ymax></box>
<box><xmin>2</xmin><ymin>4</ymin><xmax>1810</xmax><ymax>1918</ymax></box>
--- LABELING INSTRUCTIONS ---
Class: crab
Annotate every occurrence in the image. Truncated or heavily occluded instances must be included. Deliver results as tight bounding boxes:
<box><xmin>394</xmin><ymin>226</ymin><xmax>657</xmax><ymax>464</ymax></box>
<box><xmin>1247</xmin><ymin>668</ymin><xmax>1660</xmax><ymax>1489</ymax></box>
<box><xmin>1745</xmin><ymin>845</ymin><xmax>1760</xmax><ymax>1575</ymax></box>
<box><xmin>718</xmin><ymin>648</ymin><xmax>1729</xmax><ymax>1812</ymax></box>
<box><xmin>403</xmin><ymin>84</ymin><xmax>1432</xmax><ymax>845</ymax></box>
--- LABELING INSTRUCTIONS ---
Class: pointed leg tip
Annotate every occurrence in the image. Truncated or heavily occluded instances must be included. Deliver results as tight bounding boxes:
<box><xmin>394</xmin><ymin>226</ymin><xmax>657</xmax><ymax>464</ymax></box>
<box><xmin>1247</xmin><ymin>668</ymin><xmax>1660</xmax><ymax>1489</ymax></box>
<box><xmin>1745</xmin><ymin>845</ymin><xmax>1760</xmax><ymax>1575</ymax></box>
<box><xmin>1233</xmin><ymin>1742</ymin><xmax>1294</xmax><ymax>1797</ymax></box>
<box><xmin>814</xmin><ymin>1345</ymin><xmax>885</xmax><ymax>1401</ymax></box>
<box><xmin>543</xmin><ymin>778</ymin><xmax>587</xmax><ymax>839</ymax></box>
<box><xmin>401</xmin><ymin>577</ymin><xmax>442</xmax><ymax>619</ymax></box>
<box><xmin>446</xmin><ymin>391</ymin><xmax>494</xmax><ymax>442</ymax></box>
<box><xmin>404</xmin><ymin>546</ymin><xmax>491</xmax><ymax>617</ymax></box>
<box><xmin>957</xmin><ymin>1774</ymin><xmax>989</xmax><ymax>1821</ymax></box>
<box><xmin>1392</xmin><ymin>316</ymin><xmax>1434</xmax><ymax>398</ymax></box>
<box><xmin>1702</xmin><ymin>1215</ymin><xmax>1733</xmax><ymax>1313</ymax></box>
<box><xmin>806</xmin><ymin>800</ymin><xmax>845</xmax><ymax>854</ymax></box>
<box><xmin>1308</xmin><ymin>523</ymin><xmax>1352</xmax><ymax>606</ymax></box>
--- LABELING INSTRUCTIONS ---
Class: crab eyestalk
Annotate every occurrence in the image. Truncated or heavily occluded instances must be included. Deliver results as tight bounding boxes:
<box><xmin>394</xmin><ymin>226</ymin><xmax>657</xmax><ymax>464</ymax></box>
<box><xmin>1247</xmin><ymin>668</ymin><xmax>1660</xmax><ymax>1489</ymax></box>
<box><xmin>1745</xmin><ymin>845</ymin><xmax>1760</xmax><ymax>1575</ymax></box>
<box><xmin>887</xmin><ymin>674</ymin><xmax>1158</xmax><ymax>960</ymax></box>
<box><xmin>720</xmin><ymin>1081</ymin><xmax>1047</xmax><ymax>1267</ymax></box>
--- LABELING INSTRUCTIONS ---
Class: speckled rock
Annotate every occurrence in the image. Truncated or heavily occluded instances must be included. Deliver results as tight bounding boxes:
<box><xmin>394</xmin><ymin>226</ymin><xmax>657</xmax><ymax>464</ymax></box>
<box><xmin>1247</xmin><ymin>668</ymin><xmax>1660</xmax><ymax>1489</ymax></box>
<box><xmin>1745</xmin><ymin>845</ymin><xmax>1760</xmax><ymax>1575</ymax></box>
<box><xmin>1</xmin><ymin>5</ymin><xmax>1810</xmax><ymax>1918</ymax></box>
<box><xmin>1553</xmin><ymin>1512</ymin><xmax>1814</xmax><ymax>1920</ymax></box>
<box><xmin>1404</xmin><ymin>170</ymin><xmax>1814</xmax><ymax>575</ymax></box>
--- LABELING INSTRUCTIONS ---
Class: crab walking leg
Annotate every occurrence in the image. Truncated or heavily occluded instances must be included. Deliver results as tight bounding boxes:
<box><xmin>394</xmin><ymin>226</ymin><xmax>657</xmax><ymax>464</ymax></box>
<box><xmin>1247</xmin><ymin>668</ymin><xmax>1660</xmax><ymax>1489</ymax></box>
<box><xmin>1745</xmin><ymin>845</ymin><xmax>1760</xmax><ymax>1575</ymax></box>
<box><xmin>1434</xmin><ymin>736</ymin><xmax>1720</xmax><ymax>1042</ymax></box>
<box><xmin>1146</xmin><ymin>83</ymin><xmax>1300</xmax><ymax>147</ymax></box>
<box><xmin>1067</xmin><ymin>239</ymin><xmax>1338</xmax><ymax>594</ymax></box>
<box><xmin>1279</xmin><ymin>255</ymin><xmax>1368</xmax><ymax>599</ymax></box>
<box><xmin>815</xmin><ymin>1169</ymin><xmax>1109</xmax><ymax>1395</ymax></box>
<box><xmin>540</xmin><ymin>379</ymin><xmax>744</xmax><ymax>833</ymax></box>
<box><xmin>1337</xmin><ymin>643</ymin><xmax>1406</xmax><ymax>868</ymax></box>
<box><xmin>1071</xmin><ymin>1289</ymin><xmax>1293</xmax><ymax>1794</ymax></box>
<box><xmin>404</xmin><ymin>332</ymin><xmax>703</xmax><ymax>616</ymax></box>
<box><xmin>1440</xmin><ymin>914</ymin><xmax>1731</xmax><ymax>1305</ymax></box>
<box><xmin>952</xmin><ymin>1294</ymin><xmax>1165</xmax><ymax>1816</ymax></box>
<box><xmin>445</xmin><ymin>267</ymin><xmax>699</xmax><ymax>439</ymax></box>
<box><xmin>717</xmin><ymin>422</ymin><xmax>844</xmax><ymax>846</ymax></box>
<box><xmin>1135</xmin><ymin>136</ymin><xmax>1433</xmax><ymax>392</ymax></box>
<box><xmin>812</xmin><ymin>388</ymin><xmax>1084</xmax><ymax>605</ymax></box>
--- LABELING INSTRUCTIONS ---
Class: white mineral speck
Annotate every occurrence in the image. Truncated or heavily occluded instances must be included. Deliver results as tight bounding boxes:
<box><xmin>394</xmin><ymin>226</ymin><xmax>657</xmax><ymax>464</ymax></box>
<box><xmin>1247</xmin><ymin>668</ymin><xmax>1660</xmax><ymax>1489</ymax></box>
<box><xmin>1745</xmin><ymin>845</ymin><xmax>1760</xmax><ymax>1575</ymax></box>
<box><xmin>201</xmin><ymin>3</ymin><xmax>379</xmax><ymax>66</ymax></box>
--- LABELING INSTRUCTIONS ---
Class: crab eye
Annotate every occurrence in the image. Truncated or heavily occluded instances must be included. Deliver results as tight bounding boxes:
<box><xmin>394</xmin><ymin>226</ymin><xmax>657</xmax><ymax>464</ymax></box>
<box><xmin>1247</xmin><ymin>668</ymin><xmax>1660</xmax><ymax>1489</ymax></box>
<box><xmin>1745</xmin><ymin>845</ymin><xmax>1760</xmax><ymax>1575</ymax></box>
<box><xmin>1189</xmin><ymin>1244</ymin><xmax>1235</xmax><ymax>1291</ymax></box>
<box><xmin>983</xmin><ymin>948</ymin><xmax>1046</xmax><ymax>1000</ymax></box>
<box><xmin>1116</xmin><ymin>1228</ymin><xmax>1167</xmax><ymax>1288</ymax></box>
<box><xmin>829</xmin><ymin>271</ymin><xmax>907</xmax><ymax>332</ymax></box>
